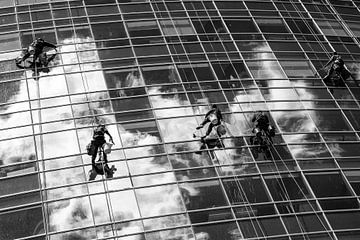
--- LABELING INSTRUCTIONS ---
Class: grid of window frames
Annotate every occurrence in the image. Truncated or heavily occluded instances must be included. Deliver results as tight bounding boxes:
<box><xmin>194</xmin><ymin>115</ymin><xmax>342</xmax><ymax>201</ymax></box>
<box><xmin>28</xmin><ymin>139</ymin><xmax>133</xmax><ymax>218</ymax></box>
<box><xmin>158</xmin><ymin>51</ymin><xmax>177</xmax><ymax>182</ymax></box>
<box><xmin>1</xmin><ymin>0</ymin><xmax>360</xmax><ymax>239</ymax></box>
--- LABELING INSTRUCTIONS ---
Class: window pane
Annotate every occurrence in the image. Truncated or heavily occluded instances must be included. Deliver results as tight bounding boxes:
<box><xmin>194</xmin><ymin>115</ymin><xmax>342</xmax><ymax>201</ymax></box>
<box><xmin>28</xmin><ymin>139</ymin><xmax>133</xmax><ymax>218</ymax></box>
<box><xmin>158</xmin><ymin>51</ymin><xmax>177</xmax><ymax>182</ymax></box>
<box><xmin>193</xmin><ymin>222</ymin><xmax>240</xmax><ymax>240</ymax></box>
<box><xmin>223</xmin><ymin>177</ymin><xmax>270</xmax><ymax>204</ymax></box>
<box><xmin>92</xmin><ymin>22</ymin><xmax>126</xmax><ymax>40</ymax></box>
<box><xmin>180</xmin><ymin>180</ymin><xmax>228</xmax><ymax>210</ymax></box>
<box><xmin>306</xmin><ymin>173</ymin><xmax>352</xmax><ymax>198</ymax></box>
<box><xmin>135</xmin><ymin>184</ymin><xmax>185</xmax><ymax>218</ymax></box>
<box><xmin>326</xmin><ymin>212</ymin><xmax>360</xmax><ymax>230</ymax></box>
<box><xmin>0</xmin><ymin>206</ymin><xmax>44</xmax><ymax>238</ymax></box>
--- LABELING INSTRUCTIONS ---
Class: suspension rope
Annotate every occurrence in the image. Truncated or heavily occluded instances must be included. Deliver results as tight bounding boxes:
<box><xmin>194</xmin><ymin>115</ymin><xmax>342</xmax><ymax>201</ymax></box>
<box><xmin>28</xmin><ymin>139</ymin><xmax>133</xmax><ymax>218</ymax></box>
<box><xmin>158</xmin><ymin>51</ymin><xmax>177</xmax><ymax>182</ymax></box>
<box><xmin>65</xmin><ymin>2</ymin><xmax>101</xmax><ymax>237</ymax></box>
<box><xmin>26</xmin><ymin>2</ymin><xmax>51</xmax><ymax>237</ymax></box>
<box><xmin>171</xmin><ymin>1</ymin><xmax>269</xmax><ymax>238</ymax></box>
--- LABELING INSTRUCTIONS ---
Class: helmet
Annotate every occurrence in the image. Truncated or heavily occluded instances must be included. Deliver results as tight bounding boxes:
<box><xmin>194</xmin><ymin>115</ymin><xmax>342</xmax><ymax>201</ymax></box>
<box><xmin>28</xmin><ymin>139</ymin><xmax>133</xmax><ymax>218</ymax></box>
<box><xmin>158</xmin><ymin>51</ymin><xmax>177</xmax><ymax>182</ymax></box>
<box><xmin>216</xmin><ymin>125</ymin><xmax>226</xmax><ymax>136</ymax></box>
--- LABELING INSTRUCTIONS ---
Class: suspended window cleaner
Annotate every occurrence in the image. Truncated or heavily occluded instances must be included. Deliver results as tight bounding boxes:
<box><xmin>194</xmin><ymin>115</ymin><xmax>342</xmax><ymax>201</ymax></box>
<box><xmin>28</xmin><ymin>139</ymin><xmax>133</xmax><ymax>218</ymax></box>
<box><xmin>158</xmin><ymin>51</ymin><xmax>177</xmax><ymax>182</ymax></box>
<box><xmin>15</xmin><ymin>38</ymin><xmax>57</xmax><ymax>80</ymax></box>
<box><xmin>249</xmin><ymin>111</ymin><xmax>275</xmax><ymax>159</ymax></box>
<box><xmin>87</xmin><ymin>123</ymin><xmax>116</xmax><ymax>181</ymax></box>
<box><xmin>322</xmin><ymin>51</ymin><xmax>355</xmax><ymax>88</ymax></box>
<box><xmin>194</xmin><ymin>104</ymin><xmax>226</xmax><ymax>156</ymax></box>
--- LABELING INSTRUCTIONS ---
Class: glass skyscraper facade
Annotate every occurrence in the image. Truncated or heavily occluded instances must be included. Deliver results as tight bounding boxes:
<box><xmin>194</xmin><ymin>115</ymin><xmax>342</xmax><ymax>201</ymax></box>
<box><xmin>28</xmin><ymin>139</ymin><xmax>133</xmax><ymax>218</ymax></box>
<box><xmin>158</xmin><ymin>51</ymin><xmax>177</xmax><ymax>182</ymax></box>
<box><xmin>1</xmin><ymin>0</ymin><xmax>360</xmax><ymax>239</ymax></box>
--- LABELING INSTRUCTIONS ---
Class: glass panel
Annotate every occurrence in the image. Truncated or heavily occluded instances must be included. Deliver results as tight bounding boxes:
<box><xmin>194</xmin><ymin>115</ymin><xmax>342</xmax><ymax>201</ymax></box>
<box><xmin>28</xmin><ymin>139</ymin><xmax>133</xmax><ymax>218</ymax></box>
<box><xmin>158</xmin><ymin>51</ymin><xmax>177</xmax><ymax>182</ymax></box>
<box><xmin>308</xmin><ymin>110</ymin><xmax>352</xmax><ymax>131</ymax></box>
<box><xmin>143</xmin><ymin>214</ymin><xmax>190</xmax><ymax>231</ymax></box>
<box><xmin>127</xmin><ymin>20</ymin><xmax>161</xmax><ymax>37</ymax></box>
<box><xmin>225</xmin><ymin>19</ymin><xmax>259</xmax><ymax>33</ymax></box>
<box><xmin>223</xmin><ymin>177</ymin><xmax>270</xmax><ymax>204</ymax></box>
<box><xmin>193</xmin><ymin>222</ymin><xmax>240</xmax><ymax>240</ymax></box>
<box><xmin>0</xmin><ymin>136</ymin><xmax>36</xmax><ymax>166</ymax></box>
<box><xmin>109</xmin><ymin>190</ymin><xmax>141</xmax><ymax>221</ymax></box>
<box><xmin>247</xmin><ymin>61</ymin><xmax>286</xmax><ymax>79</ymax></box>
<box><xmin>239</xmin><ymin>217</ymin><xmax>286</xmax><ymax>238</ymax></box>
<box><xmin>135</xmin><ymin>184</ymin><xmax>185</xmax><ymax>218</ymax></box>
<box><xmin>265</xmin><ymin>174</ymin><xmax>309</xmax><ymax>201</ymax></box>
<box><xmin>142</xmin><ymin>65</ymin><xmax>180</xmax><ymax>85</ymax></box>
<box><xmin>306</xmin><ymin>173</ymin><xmax>352</xmax><ymax>198</ymax></box>
<box><xmin>0</xmin><ymin>206</ymin><xmax>44</xmax><ymax>238</ymax></box>
<box><xmin>283</xmin><ymin>214</ymin><xmax>330</xmax><ymax>233</ymax></box>
<box><xmin>0</xmin><ymin>33</ymin><xmax>20</xmax><ymax>52</ymax></box>
<box><xmin>256</xmin><ymin>18</ymin><xmax>289</xmax><ymax>33</ymax></box>
<box><xmin>326</xmin><ymin>212</ymin><xmax>360</xmax><ymax>230</ymax></box>
<box><xmin>180</xmin><ymin>179</ymin><xmax>228</xmax><ymax>211</ymax></box>
<box><xmin>92</xmin><ymin>22</ymin><xmax>126</xmax><ymax>40</ymax></box>
<box><xmin>145</xmin><ymin>227</ymin><xmax>193</xmax><ymax>240</ymax></box>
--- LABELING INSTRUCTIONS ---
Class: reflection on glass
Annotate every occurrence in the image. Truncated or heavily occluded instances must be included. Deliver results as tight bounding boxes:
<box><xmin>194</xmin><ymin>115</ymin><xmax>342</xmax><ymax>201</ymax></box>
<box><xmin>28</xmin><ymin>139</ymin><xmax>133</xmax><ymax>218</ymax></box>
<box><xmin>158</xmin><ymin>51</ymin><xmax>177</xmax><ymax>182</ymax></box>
<box><xmin>145</xmin><ymin>227</ymin><xmax>193</xmax><ymax>240</ymax></box>
<box><xmin>180</xmin><ymin>180</ymin><xmax>228</xmax><ymax>210</ymax></box>
<box><xmin>223</xmin><ymin>177</ymin><xmax>270</xmax><ymax>204</ymax></box>
<box><xmin>135</xmin><ymin>184</ymin><xmax>185</xmax><ymax>218</ymax></box>
<box><xmin>158</xmin><ymin>116</ymin><xmax>198</xmax><ymax>142</ymax></box>
<box><xmin>308</xmin><ymin>110</ymin><xmax>352</xmax><ymax>131</ymax></box>
<box><xmin>110</xmin><ymin>190</ymin><xmax>141</xmax><ymax>221</ymax></box>
<box><xmin>247</xmin><ymin>61</ymin><xmax>286</xmax><ymax>79</ymax></box>
<box><xmin>143</xmin><ymin>214</ymin><xmax>190</xmax><ymax>231</ymax></box>
<box><xmin>193</xmin><ymin>222</ymin><xmax>240</xmax><ymax>240</ymax></box>
<box><xmin>265</xmin><ymin>174</ymin><xmax>309</xmax><ymax>201</ymax></box>
<box><xmin>288</xmin><ymin>143</ymin><xmax>331</xmax><ymax>158</ymax></box>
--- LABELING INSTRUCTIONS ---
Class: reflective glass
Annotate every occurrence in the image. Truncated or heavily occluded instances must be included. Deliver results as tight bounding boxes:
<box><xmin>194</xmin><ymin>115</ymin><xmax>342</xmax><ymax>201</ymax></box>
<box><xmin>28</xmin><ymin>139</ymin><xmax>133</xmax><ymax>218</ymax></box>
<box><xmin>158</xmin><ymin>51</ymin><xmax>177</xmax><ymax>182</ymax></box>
<box><xmin>180</xmin><ymin>180</ymin><xmax>228</xmax><ymax>210</ymax></box>
<box><xmin>306</xmin><ymin>172</ymin><xmax>352</xmax><ymax>197</ymax></box>
<box><xmin>223</xmin><ymin>177</ymin><xmax>270</xmax><ymax>204</ymax></box>
<box><xmin>0</xmin><ymin>206</ymin><xmax>44</xmax><ymax>239</ymax></box>
<box><xmin>265</xmin><ymin>174</ymin><xmax>309</xmax><ymax>201</ymax></box>
<box><xmin>135</xmin><ymin>184</ymin><xmax>185</xmax><ymax>218</ymax></box>
<box><xmin>238</xmin><ymin>217</ymin><xmax>286</xmax><ymax>238</ymax></box>
<box><xmin>193</xmin><ymin>222</ymin><xmax>240</xmax><ymax>240</ymax></box>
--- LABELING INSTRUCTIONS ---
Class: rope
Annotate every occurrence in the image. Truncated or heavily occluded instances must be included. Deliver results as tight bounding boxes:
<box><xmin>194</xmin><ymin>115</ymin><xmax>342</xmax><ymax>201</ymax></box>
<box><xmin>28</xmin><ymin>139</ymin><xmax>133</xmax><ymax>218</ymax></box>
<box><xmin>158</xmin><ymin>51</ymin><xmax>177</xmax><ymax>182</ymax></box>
<box><xmin>66</xmin><ymin>2</ymin><xmax>101</xmax><ymax>237</ymax></box>
<box><xmin>26</xmin><ymin>2</ymin><xmax>50</xmax><ymax>237</ymax></box>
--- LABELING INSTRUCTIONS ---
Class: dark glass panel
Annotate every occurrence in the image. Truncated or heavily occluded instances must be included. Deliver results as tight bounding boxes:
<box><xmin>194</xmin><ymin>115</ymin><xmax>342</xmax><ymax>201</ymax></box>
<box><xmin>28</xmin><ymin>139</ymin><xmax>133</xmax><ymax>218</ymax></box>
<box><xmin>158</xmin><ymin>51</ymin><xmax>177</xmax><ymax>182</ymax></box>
<box><xmin>177</xmin><ymin>63</ymin><xmax>215</xmax><ymax>82</ymax></box>
<box><xmin>223</xmin><ymin>177</ymin><xmax>270</xmax><ymax>204</ymax></box>
<box><xmin>319</xmin><ymin>198</ymin><xmax>359</xmax><ymax>210</ymax></box>
<box><xmin>306</xmin><ymin>172</ymin><xmax>352</xmax><ymax>198</ymax></box>
<box><xmin>234</xmin><ymin>204</ymin><xmax>276</xmax><ymax>218</ymax></box>
<box><xmin>283</xmin><ymin>214</ymin><xmax>330</xmax><ymax>234</ymax></box>
<box><xmin>142</xmin><ymin>65</ymin><xmax>180</xmax><ymax>85</ymax></box>
<box><xmin>0</xmin><ymin>206</ymin><xmax>44</xmax><ymax>239</ymax></box>
<box><xmin>343</xmin><ymin>110</ymin><xmax>360</xmax><ymax>130</ymax></box>
<box><xmin>225</xmin><ymin>19</ymin><xmax>259</xmax><ymax>33</ymax></box>
<box><xmin>308</xmin><ymin>110</ymin><xmax>352</xmax><ymax>131</ymax></box>
<box><xmin>189</xmin><ymin>208</ymin><xmax>233</xmax><ymax>223</ymax></box>
<box><xmin>98</xmin><ymin>47</ymin><xmax>133</xmax><ymax>60</ymax></box>
<box><xmin>265</xmin><ymin>174</ymin><xmax>309</xmax><ymax>201</ymax></box>
<box><xmin>326</xmin><ymin>212</ymin><xmax>360</xmax><ymax>230</ymax></box>
<box><xmin>238</xmin><ymin>217</ymin><xmax>286</xmax><ymax>238</ymax></box>
<box><xmin>92</xmin><ymin>22</ymin><xmax>126</xmax><ymax>40</ymax></box>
